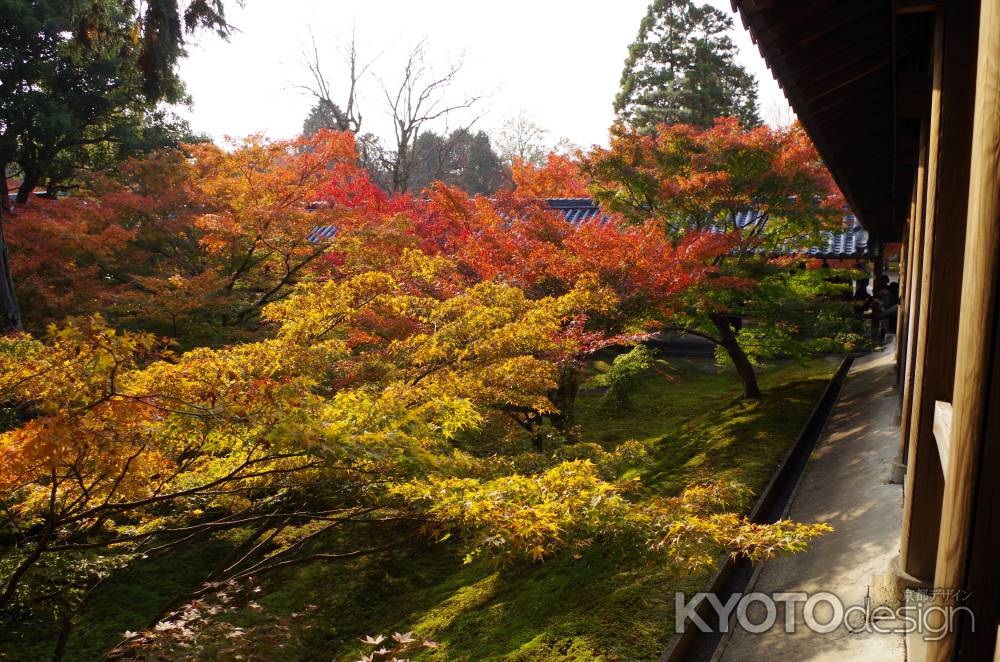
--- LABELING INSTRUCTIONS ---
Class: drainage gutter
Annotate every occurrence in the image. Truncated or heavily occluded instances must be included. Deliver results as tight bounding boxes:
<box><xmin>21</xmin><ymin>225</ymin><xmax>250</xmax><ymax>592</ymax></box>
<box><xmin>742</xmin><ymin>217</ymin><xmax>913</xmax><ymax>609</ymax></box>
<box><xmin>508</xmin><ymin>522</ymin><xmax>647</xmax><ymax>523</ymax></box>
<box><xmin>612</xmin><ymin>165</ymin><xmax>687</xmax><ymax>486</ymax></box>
<box><xmin>659</xmin><ymin>355</ymin><xmax>855</xmax><ymax>662</ymax></box>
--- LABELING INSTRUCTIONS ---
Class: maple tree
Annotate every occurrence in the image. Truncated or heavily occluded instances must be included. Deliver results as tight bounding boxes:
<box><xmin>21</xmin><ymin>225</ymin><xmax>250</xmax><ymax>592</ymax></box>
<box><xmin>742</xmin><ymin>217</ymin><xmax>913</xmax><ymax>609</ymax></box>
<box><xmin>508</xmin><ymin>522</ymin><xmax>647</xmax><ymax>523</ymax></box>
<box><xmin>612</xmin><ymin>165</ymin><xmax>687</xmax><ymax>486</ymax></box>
<box><xmin>0</xmin><ymin>4</ymin><xmax>859</xmax><ymax>659</ymax></box>
<box><xmin>587</xmin><ymin>344</ymin><xmax>659</xmax><ymax>408</ymax></box>
<box><xmin>0</xmin><ymin>0</ymin><xmax>239</xmax><ymax>333</ymax></box>
<box><xmin>0</xmin><ymin>236</ymin><xmax>829</xmax><ymax>651</ymax></box>
<box><xmin>5</xmin><ymin>130</ymin><xmax>366</xmax><ymax>342</ymax></box>
<box><xmin>0</xmin><ymin>118</ymin><xmax>849</xmax><ymax>655</ymax></box>
<box><xmin>4</xmin><ymin>193</ymin><xmax>137</xmax><ymax>326</ymax></box>
<box><xmin>476</xmin><ymin>190</ymin><xmax>731</xmax><ymax>426</ymax></box>
<box><xmin>180</xmin><ymin>131</ymin><xmax>362</xmax><ymax>325</ymax></box>
<box><xmin>0</xmin><ymin>268</ymin><xmax>609</xmax><ymax>638</ymax></box>
<box><xmin>583</xmin><ymin>118</ymin><xmax>853</xmax><ymax>398</ymax></box>
<box><xmin>511</xmin><ymin>153</ymin><xmax>590</xmax><ymax>198</ymax></box>
<box><xmin>323</xmin><ymin>182</ymin><xmax>729</xmax><ymax>436</ymax></box>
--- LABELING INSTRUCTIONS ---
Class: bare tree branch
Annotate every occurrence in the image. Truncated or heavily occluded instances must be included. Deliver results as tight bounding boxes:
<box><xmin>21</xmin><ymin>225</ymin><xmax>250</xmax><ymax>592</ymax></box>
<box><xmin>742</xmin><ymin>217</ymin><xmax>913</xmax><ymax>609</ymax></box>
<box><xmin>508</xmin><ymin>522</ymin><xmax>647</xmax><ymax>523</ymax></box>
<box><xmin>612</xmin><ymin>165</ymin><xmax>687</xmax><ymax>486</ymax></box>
<box><xmin>376</xmin><ymin>41</ymin><xmax>485</xmax><ymax>192</ymax></box>
<box><xmin>298</xmin><ymin>26</ymin><xmax>384</xmax><ymax>134</ymax></box>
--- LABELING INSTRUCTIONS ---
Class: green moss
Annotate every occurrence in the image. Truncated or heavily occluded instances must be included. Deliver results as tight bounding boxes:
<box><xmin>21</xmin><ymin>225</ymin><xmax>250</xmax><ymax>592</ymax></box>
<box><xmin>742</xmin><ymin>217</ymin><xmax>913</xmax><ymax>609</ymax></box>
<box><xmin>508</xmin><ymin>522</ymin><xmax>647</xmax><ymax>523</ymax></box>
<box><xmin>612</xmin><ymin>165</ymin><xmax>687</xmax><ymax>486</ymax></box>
<box><xmin>0</xmin><ymin>537</ymin><xmax>233</xmax><ymax>661</ymax></box>
<box><xmin>637</xmin><ymin>360</ymin><xmax>838</xmax><ymax>495</ymax></box>
<box><xmin>236</xmin><ymin>540</ymin><xmax>703</xmax><ymax>662</ymax></box>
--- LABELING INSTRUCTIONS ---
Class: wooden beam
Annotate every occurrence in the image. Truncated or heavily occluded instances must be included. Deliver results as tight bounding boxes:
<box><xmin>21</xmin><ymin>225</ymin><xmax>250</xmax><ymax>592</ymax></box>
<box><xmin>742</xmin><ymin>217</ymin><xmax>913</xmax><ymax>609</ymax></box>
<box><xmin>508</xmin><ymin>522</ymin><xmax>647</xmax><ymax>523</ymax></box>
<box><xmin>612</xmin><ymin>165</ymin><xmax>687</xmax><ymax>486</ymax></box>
<box><xmin>752</xmin><ymin>0</ymin><xmax>836</xmax><ymax>30</ymax></box>
<box><xmin>896</xmin><ymin>0</ymin><xmax>944</xmax><ymax>14</ymax></box>
<box><xmin>813</xmin><ymin>94</ymin><xmax>892</xmax><ymax>129</ymax></box>
<box><xmin>932</xmin><ymin>402</ymin><xmax>952</xmax><ymax>475</ymax></box>
<box><xmin>806</xmin><ymin>66</ymin><xmax>893</xmax><ymax>112</ymax></box>
<box><xmin>927</xmin><ymin>0</ymin><xmax>1000</xmax><ymax>658</ymax></box>
<box><xmin>791</xmin><ymin>108</ymin><xmax>893</xmax><ymax>234</ymax></box>
<box><xmin>733</xmin><ymin>0</ymin><xmax>777</xmax><ymax>13</ymax></box>
<box><xmin>734</xmin><ymin>0</ymin><xmax>901</xmax><ymax>241</ymax></box>
<box><xmin>801</xmin><ymin>59</ymin><xmax>894</xmax><ymax>104</ymax></box>
<box><xmin>792</xmin><ymin>43</ymin><xmax>890</xmax><ymax>89</ymax></box>
<box><xmin>785</xmin><ymin>21</ymin><xmax>887</xmax><ymax>76</ymax></box>
<box><xmin>751</xmin><ymin>0</ymin><xmax>844</xmax><ymax>47</ymax></box>
<box><xmin>768</xmin><ymin>2</ymin><xmax>886</xmax><ymax>52</ymax></box>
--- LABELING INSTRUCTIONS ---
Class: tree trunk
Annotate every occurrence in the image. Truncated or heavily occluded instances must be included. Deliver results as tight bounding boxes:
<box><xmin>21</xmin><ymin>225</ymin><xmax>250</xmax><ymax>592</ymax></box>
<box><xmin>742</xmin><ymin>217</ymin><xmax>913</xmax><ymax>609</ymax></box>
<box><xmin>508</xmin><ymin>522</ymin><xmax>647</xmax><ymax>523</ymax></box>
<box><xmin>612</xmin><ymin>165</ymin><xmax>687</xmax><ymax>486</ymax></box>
<box><xmin>548</xmin><ymin>362</ymin><xmax>581</xmax><ymax>432</ymax></box>
<box><xmin>15</xmin><ymin>170</ymin><xmax>40</xmax><ymax>204</ymax></box>
<box><xmin>0</xmin><ymin>180</ymin><xmax>21</xmax><ymax>333</ymax></box>
<box><xmin>52</xmin><ymin>613</ymin><xmax>73</xmax><ymax>662</ymax></box>
<box><xmin>709</xmin><ymin>313</ymin><xmax>761</xmax><ymax>399</ymax></box>
<box><xmin>531</xmin><ymin>428</ymin><xmax>545</xmax><ymax>452</ymax></box>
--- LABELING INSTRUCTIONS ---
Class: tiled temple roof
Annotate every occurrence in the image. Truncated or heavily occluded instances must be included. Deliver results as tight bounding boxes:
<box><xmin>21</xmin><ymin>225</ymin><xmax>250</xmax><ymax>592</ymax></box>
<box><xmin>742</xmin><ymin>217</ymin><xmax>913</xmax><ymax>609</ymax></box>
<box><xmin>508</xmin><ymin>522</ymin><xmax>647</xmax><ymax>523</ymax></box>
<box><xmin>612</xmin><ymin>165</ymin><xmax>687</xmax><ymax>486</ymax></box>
<box><xmin>311</xmin><ymin>197</ymin><xmax>872</xmax><ymax>259</ymax></box>
<box><xmin>544</xmin><ymin>198</ymin><xmax>872</xmax><ymax>259</ymax></box>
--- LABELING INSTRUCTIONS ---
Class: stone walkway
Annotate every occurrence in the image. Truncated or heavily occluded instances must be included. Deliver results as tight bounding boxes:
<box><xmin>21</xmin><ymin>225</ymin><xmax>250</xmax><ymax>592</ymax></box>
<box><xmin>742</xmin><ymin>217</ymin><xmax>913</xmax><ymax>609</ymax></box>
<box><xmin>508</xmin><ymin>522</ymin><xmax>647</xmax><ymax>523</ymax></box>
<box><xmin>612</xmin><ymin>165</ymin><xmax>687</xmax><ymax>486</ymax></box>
<box><xmin>715</xmin><ymin>346</ymin><xmax>906</xmax><ymax>662</ymax></box>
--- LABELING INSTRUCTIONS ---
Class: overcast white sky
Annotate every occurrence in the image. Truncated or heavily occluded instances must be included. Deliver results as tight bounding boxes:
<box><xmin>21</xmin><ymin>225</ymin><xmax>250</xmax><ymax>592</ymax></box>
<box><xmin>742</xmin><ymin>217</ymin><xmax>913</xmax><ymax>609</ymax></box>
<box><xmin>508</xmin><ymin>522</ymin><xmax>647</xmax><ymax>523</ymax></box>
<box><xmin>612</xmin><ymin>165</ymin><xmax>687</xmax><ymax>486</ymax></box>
<box><xmin>176</xmin><ymin>0</ymin><xmax>793</xmax><ymax>149</ymax></box>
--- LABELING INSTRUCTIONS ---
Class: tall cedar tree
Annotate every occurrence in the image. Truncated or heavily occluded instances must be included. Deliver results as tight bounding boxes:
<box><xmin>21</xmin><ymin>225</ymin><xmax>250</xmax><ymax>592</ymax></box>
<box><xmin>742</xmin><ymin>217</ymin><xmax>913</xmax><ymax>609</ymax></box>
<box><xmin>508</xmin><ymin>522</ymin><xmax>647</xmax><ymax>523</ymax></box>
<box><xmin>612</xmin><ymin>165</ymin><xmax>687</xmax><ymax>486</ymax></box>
<box><xmin>406</xmin><ymin>129</ymin><xmax>507</xmax><ymax>196</ymax></box>
<box><xmin>614</xmin><ymin>0</ymin><xmax>760</xmax><ymax>131</ymax></box>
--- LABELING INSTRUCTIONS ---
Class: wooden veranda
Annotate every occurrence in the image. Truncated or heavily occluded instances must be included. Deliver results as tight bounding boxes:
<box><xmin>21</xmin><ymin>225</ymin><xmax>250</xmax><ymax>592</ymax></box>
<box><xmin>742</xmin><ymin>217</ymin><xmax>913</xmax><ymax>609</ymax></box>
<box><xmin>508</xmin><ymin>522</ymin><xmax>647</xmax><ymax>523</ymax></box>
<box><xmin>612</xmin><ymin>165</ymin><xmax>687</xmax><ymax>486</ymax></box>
<box><xmin>731</xmin><ymin>1</ymin><xmax>1000</xmax><ymax>659</ymax></box>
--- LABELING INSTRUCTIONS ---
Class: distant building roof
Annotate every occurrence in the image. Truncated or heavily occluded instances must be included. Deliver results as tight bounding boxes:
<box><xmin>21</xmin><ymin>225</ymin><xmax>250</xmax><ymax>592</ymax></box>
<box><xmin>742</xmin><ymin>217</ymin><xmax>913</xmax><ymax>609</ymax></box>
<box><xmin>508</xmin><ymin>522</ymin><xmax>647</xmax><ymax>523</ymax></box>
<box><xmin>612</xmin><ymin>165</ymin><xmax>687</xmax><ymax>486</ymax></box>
<box><xmin>308</xmin><ymin>197</ymin><xmax>873</xmax><ymax>260</ymax></box>
<box><xmin>308</xmin><ymin>225</ymin><xmax>338</xmax><ymax>241</ymax></box>
<box><xmin>543</xmin><ymin>198</ymin><xmax>873</xmax><ymax>259</ymax></box>
<box><xmin>5</xmin><ymin>177</ymin><xmax>47</xmax><ymax>202</ymax></box>
<box><xmin>544</xmin><ymin>198</ymin><xmax>608</xmax><ymax>223</ymax></box>
<box><xmin>808</xmin><ymin>216</ymin><xmax>871</xmax><ymax>259</ymax></box>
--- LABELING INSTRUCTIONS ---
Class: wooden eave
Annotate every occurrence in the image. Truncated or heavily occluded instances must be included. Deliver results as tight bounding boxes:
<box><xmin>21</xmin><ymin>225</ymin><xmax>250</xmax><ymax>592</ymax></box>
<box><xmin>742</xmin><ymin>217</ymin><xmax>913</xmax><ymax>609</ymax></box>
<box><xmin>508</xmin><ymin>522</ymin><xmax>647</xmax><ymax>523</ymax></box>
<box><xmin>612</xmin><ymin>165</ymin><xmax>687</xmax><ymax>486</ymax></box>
<box><xmin>732</xmin><ymin>1</ymin><xmax>937</xmax><ymax>243</ymax></box>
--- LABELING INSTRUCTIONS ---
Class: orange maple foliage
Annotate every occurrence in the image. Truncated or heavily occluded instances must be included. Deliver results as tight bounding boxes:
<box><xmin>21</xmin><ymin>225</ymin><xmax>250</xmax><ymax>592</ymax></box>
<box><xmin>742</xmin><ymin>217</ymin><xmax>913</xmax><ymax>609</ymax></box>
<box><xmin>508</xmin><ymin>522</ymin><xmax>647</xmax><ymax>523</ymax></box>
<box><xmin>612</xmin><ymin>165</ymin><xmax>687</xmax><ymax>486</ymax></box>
<box><xmin>5</xmin><ymin>130</ymin><xmax>371</xmax><ymax>341</ymax></box>
<box><xmin>510</xmin><ymin>154</ymin><xmax>590</xmax><ymax>198</ymax></box>
<box><xmin>585</xmin><ymin>118</ymin><xmax>844</xmax><ymax>243</ymax></box>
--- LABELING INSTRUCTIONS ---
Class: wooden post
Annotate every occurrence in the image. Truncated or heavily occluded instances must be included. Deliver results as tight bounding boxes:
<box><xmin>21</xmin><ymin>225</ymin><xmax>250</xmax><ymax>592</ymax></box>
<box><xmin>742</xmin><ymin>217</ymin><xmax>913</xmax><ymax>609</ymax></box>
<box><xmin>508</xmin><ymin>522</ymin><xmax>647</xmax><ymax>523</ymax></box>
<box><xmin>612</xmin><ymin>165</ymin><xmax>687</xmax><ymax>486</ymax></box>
<box><xmin>927</xmin><ymin>0</ymin><xmax>1000</xmax><ymax>658</ymax></box>
<box><xmin>896</xmin><ymin>191</ymin><xmax>916</xmax><ymax>379</ymax></box>
<box><xmin>899</xmin><ymin>126</ymin><xmax>930</xmax><ymax>458</ymax></box>
<box><xmin>902</xmin><ymin>0</ymin><xmax>980</xmax><ymax>581</ymax></box>
<box><xmin>901</xmin><ymin>12</ymin><xmax>946</xmax><ymax>581</ymax></box>
<box><xmin>899</xmin><ymin>0</ymin><xmax>980</xmax><ymax>579</ymax></box>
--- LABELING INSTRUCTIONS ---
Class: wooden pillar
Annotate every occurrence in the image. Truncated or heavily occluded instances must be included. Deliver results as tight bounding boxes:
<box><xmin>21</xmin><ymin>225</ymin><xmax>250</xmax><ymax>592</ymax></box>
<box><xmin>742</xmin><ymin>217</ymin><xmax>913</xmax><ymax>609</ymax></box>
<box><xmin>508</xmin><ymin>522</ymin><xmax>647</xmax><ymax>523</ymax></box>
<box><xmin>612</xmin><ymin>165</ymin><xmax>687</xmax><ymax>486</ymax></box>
<box><xmin>927</xmin><ymin>0</ymin><xmax>1000</xmax><ymax>658</ymax></box>
<box><xmin>900</xmin><ymin>0</ymin><xmax>978</xmax><ymax>580</ymax></box>
<box><xmin>899</xmin><ymin>127</ymin><xmax>930</xmax><ymax>457</ymax></box>
<box><xmin>874</xmin><ymin>237</ymin><xmax>885</xmax><ymax>286</ymax></box>
<box><xmin>901</xmin><ymin>13</ymin><xmax>946</xmax><ymax>581</ymax></box>
<box><xmin>896</xmin><ymin>191</ymin><xmax>916</xmax><ymax>379</ymax></box>
<box><xmin>957</xmin><ymin>298</ymin><xmax>1000</xmax><ymax>658</ymax></box>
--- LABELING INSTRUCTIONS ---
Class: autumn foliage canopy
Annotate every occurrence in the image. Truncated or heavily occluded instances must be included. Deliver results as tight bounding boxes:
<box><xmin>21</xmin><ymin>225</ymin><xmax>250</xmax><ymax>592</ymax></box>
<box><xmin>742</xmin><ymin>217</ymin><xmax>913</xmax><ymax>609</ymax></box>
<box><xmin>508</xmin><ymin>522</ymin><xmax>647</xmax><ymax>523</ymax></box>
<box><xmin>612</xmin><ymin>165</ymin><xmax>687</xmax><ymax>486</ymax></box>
<box><xmin>0</xmin><ymin>126</ymin><xmax>837</xmax><ymax>637</ymax></box>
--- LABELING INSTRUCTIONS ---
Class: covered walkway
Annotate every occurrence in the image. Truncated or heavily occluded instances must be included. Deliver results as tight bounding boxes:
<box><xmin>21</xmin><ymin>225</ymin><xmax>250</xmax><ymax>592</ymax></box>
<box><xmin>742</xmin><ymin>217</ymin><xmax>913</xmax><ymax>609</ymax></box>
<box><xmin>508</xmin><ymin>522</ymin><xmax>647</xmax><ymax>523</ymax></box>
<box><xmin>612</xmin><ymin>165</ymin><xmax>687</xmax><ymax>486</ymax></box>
<box><xmin>716</xmin><ymin>345</ymin><xmax>905</xmax><ymax>661</ymax></box>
